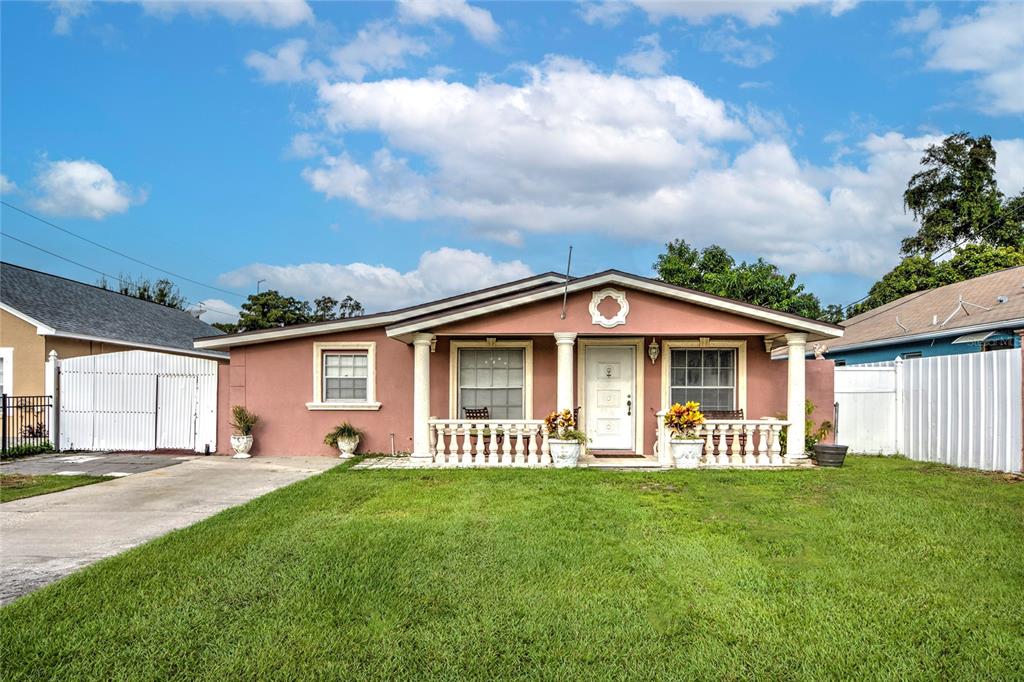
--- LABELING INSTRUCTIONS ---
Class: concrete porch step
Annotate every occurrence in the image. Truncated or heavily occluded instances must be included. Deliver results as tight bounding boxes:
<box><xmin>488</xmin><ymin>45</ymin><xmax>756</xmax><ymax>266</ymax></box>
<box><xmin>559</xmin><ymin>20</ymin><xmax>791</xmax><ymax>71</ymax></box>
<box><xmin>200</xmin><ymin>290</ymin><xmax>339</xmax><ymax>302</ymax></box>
<box><xmin>581</xmin><ymin>457</ymin><xmax>666</xmax><ymax>469</ymax></box>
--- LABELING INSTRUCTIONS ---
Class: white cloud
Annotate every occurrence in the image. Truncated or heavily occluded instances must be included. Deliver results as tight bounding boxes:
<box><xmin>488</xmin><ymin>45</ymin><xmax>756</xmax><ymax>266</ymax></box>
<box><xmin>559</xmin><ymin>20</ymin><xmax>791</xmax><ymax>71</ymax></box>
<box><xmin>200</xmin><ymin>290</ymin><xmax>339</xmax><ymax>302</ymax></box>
<box><xmin>31</xmin><ymin>159</ymin><xmax>145</xmax><ymax>219</ymax></box>
<box><xmin>578</xmin><ymin>1</ymin><xmax>632</xmax><ymax>27</ymax></box>
<box><xmin>331</xmin><ymin>21</ymin><xmax>431</xmax><ymax>81</ymax></box>
<box><xmin>140</xmin><ymin>0</ymin><xmax>313</xmax><ymax>28</ymax></box>
<box><xmin>739</xmin><ymin>80</ymin><xmax>772</xmax><ymax>89</ymax></box>
<box><xmin>195</xmin><ymin>298</ymin><xmax>239</xmax><ymax>325</ymax></box>
<box><xmin>701</xmin><ymin>26</ymin><xmax>775</xmax><ymax>67</ymax></box>
<box><xmin>245</xmin><ymin>39</ymin><xmax>324</xmax><ymax>83</ymax></box>
<box><xmin>218</xmin><ymin>247</ymin><xmax>533</xmax><ymax>312</ymax></box>
<box><xmin>632</xmin><ymin>0</ymin><xmax>856</xmax><ymax>27</ymax></box>
<box><xmin>292</xmin><ymin>57</ymin><xmax>1023</xmax><ymax>279</ymax></box>
<box><xmin>617</xmin><ymin>34</ymin><xmax>670</xmax><ymax>75</ymax></box>
<box><xmin>51</xmin><ymin>0</ymin><xmax>91</xmax><ymax>35</ymax></box>
<box><xmin>0</xmin><ymin>174</ymin><xmax>17</xmax><ymax>194</ymax></box>
<box><xmin>910</xmin><ymin>2</ymin><xmax>1024</xmax><ymax>114</ymax></box>
<box><xmin>895</xmin><ymin>5</ymin><xmax>940</xmax><ymax>34</ymax></box>
<box><xmin>397</xmin><ymin>0</ymin><xmax>500</xmax><ymax>43</ymax></box>
<box><xmin>246</xmin><ymin>24</ymin><xmax>430</xmax><ymax>84</ymax></box>
<box><xmin>285</xmin><ymin>132</ymin><xmax>325</xmax><ymax>159</ymax></box>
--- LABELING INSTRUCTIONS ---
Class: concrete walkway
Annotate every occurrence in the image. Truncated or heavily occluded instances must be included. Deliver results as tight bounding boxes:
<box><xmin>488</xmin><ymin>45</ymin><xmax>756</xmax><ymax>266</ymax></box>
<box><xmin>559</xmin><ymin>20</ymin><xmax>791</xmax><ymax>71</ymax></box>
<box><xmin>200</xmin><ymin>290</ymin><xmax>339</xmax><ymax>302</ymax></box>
<box><xmin>2</xmin><ymin>452</ymin><xmax>191</xmax><ymax>477</ymax></box>
<box><xmin>0</xmin><ymin>456</ymin><xmax>338</xmax><ymax>605</ymax></box>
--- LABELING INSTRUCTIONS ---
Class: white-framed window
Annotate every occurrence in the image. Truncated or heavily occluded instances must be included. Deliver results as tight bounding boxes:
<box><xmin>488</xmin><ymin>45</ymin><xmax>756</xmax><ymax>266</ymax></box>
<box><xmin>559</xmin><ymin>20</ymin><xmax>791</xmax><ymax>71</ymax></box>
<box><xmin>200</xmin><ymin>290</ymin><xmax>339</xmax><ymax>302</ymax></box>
<box><xmin>449</xmin><ymin>340</ymin><xmax>533</xmax><ymax>420</ymax></box>
<box><xmin>661</xmin><ymin>340</ymin><xmax>747</xmax><ymax>414</ymax></box>
<box><xmin>669</xmin><ymin>348</ymin><xmax>737</xmax><ymax>411</ymax></box>
<box><xmin>324</xmin><ymin>352</ymin><xmax>368</xmax><ymax>401</ymax></box>
<box><xmin>307</xmin><ymin>342</ymin><xmax>380</xmax><ymax>411</ymax></box>
<box><xmin>0</xmin><ymin>347</ymin><xmax>12</xmax><ymax>396</ymax></box>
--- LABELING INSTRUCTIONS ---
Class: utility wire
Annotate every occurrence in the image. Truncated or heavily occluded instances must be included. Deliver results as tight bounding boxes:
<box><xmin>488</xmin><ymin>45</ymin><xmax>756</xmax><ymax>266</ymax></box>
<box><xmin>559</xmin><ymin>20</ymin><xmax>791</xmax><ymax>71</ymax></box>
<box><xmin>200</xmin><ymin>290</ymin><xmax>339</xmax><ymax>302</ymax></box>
<box><xmin>1</xmin><ymin>231</ymin><xmax>239</xmax><ymax>319</ymax></box>
<box><xmin>1</xmin><ymin>200</ymin><xmax>245</xmax><ymax>300</ymax></box>
<box><xmin>838</xmin><ymin>201</ymin><xmax>1024</xmax><ymax>313</ymax></box>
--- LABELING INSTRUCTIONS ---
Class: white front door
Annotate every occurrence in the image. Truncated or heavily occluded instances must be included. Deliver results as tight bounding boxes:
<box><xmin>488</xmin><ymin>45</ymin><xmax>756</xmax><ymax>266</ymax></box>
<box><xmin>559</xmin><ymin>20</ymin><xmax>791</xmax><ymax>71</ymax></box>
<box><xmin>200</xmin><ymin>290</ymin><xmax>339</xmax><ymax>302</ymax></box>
<box><xmin>585</xmin><ymin>345</ymin><xmax>635</xmax><ymax>450</ymax></box>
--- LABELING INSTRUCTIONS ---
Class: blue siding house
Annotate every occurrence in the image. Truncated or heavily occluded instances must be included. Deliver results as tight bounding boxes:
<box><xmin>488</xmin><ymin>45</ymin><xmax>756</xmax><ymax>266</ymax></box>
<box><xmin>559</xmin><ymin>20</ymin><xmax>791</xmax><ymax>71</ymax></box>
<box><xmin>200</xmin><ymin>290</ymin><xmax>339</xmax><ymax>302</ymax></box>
<box><xmin>822</xmin><ymin>267</ymin><xmax>1023</xmax><ymax>366</ymax></box>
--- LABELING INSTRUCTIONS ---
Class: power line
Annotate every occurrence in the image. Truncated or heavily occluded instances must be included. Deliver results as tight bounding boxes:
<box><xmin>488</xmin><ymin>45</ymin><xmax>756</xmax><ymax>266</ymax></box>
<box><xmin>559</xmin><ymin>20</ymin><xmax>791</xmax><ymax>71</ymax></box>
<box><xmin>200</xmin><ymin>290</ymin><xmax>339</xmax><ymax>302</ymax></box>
<box><xmin>839</xmin><ymin>201</ymin><xmax>1024</xmax><ymax>312</ymax></box>
<box><xmin>1</xmin><ymin>200</ymin><xmax>245</xmax><ymax>300</ymax></box>
<box><xmin>1</xmin><ymin>231</ymin><xmax>239</xmax><ymax>319</ymax></box>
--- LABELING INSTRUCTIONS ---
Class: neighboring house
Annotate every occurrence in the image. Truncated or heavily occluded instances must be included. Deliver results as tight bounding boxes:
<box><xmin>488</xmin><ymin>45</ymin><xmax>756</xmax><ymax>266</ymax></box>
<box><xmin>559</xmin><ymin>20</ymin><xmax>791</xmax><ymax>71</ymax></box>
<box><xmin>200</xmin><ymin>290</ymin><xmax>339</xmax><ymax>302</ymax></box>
<box><xmin>195</xmin><ymin>270</ymin><xmax>841</xmax><ymax>466</ymax></box>
<box><xmin>0</xmin><ymin>262</ymin><xmax>226</xmax><ymax>396</ymax></box>
<box><xmin>823</xmin><ymin>266</ymin><xmax>1024</xmax><ymax>366</ymax></box>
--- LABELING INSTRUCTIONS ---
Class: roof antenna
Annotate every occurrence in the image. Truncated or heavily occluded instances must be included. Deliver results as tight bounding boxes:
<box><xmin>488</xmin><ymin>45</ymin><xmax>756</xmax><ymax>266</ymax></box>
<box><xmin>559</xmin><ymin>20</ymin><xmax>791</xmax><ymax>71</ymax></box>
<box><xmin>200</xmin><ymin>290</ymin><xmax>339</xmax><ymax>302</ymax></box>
<box><xmin>559</xmin><ymin>245</ymin><xmax>573</xmax><ymax>320</ymax></box>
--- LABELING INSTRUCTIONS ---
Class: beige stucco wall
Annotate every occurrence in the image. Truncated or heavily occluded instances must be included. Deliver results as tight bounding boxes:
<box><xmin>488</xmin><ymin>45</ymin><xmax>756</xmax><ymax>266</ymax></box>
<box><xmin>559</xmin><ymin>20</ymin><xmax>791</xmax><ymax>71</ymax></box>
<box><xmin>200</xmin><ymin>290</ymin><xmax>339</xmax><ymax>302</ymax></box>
<box><xmin>1</xmin><ymin>310</ymin><xmax>46</xmax><ymax>395</ymax></box>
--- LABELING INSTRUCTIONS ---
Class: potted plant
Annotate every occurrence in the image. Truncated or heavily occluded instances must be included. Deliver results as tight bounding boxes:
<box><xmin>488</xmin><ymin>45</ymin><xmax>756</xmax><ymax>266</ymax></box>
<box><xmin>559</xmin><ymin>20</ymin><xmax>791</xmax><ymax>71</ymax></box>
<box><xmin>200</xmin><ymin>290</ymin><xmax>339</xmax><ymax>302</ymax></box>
<box><xmin>324</xmin><ymin>422</ymin><xmax>363</xmax><ymax>458</ymax></box>
<box><xmin>229</xmin><ymin>405</ymin><xmax>259</xmax><ymax>459</ymax></box>
<box><xmin>664</xmin><ymin>401</ymin><xmax>705</xmax><ymax>469</ymax></box>
<box><xmin>803</xmin><ymin>402</ymin><xmax>846</xmax><ymax>467</ymax></box>
<box><xmin>544</xmin><ymin>409</ymin><xmax>587</xmax><ymax>468</ymax></box>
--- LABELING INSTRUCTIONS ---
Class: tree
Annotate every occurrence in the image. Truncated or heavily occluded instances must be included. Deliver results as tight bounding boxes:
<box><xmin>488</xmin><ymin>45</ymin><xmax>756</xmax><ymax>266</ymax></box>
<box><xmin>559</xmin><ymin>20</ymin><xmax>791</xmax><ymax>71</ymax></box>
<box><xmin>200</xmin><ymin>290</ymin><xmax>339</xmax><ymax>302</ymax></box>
<box><xmin>97</xmin><ymin>274</ymin><xmax>187</xmax><ymax>310</ymax></box>
<box><xmin>234</xmin><ymin>290</ymin><xmax>312</xmax><ymax>331</ymax></box>
<box><xmin>212</xmin><ymin>289</ymin><xmax>366</xmax><ymax>333</ymax></box>
<box><xmin>901</xmin><ymin>132</ymin><xmax>1022</xmax><ymax>256</ymax></box>
<box><xmin>849</xmin><ymin>244</ymin><xmax>1024</xmax><ymax>315</ymax></box>
<box><xmin>654</xmin><ymin>239</ymin><xmax>826</xmax><ymax>320</ymax></box>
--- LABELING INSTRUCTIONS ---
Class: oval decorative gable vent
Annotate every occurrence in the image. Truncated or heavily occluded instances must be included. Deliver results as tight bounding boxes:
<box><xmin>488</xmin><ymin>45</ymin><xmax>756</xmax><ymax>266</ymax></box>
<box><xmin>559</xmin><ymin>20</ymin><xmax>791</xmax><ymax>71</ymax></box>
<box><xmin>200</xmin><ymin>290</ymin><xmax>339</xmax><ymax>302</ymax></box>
<box><xmin>589</xmin><ymin>288</ymin><xmax>629</xmax><ymax>328</ymax></box>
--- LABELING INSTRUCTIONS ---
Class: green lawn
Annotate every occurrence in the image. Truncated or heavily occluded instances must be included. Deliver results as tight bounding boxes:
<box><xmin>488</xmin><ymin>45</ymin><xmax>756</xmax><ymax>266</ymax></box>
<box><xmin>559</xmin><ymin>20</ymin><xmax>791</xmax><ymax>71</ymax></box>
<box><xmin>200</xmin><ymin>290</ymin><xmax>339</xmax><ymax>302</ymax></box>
<box><xmin>1</xmin><ymin>457</ymin><xmax>1022</xmax><ymax>680</ymax></box>
<box><xmin>0</xmin><ymin>473</ymin><xmax>111</xmax><ymax>502</ymax></box>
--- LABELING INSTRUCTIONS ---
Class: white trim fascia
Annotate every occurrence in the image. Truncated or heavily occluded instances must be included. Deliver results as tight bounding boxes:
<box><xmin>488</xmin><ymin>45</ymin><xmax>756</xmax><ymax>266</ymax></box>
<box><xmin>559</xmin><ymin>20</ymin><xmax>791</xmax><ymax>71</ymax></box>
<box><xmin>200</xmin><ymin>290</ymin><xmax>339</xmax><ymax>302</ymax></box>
<box><xmin>388</xmin><ymin>273</ymin><xmax>844</xmax><ymax>339</ymax></box>
<box><xmin>827</xmin><ymin>317</ymin><xmax>1024</xmax><ymax>354</ymax></box>
<box><xmin>194</xmin><ymin>273</ymin><xmax>568</xmax><ymax>350</ymax></box>
<box><xmin>661</xmin><ymin>339</ymin><xmax>747</xmax><ymax>415</ymax></box>
<box><xmin>46</xmin><ymin>330</ymin><xmax>228</xmax><ymax>360</ymax></box>
<box><xmin>449</xmin><ymin>339</ymin><xmax>534</xmax><ymax>420</ymax></box>
<box><xmin>0</xmin><ymin>302</ymin><xmax>56</xmax><ymax>335</ymax></box>
<box><xmin>311</xmin><ymin>341</ymin><xmax>378</xmax><ymax>409</ymax></box>
<box><xmin>577</xmin><ymin>338</ymin><xmax>645</xmax><ymax>455</ymax></box>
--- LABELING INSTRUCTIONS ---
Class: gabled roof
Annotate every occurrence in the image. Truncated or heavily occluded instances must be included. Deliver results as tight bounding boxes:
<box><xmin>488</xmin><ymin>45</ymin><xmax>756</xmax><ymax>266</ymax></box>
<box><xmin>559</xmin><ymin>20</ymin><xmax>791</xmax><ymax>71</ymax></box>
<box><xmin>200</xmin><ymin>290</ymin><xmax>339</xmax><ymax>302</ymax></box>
<box><xmin>194</xmin><ymin>271</ymin><xmax>568</xmax><ymax>349</ymax></box>
<box><xmin>829</xmin><ymin>266</ymin><xmax>1024</xmax><ymax>353</ymax></box>
<box><xmin>195</xmin><ymin>269</ymin><xmax>841</xmax><ymax>350</ymax></box>
<box><xmin>1</xmin><ymin>262</ymin><xmax>226</xmax><ymax>359</ymax></box>
<box><xmin>387</xmin><ymin>270</ymin><xmax>842</xmax><ymax>340</ymax></box>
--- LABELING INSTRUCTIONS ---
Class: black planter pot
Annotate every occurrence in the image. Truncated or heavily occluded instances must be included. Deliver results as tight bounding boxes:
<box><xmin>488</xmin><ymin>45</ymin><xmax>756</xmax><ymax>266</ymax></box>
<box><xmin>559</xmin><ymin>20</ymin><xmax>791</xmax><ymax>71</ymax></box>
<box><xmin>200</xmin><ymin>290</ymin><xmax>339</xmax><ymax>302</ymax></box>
<box><xmin>813</xmin><ymin>444</ymin><xmax>848</xmax><ymax>467</ymax></box>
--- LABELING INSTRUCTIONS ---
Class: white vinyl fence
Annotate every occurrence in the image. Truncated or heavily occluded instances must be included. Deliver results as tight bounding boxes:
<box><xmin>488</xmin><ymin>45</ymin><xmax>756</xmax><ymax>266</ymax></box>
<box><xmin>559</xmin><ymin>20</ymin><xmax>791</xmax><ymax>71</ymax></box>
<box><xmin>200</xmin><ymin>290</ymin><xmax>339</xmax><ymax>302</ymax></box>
<box><xmin>57</xmin><ymin>350</ymin><xmax>218</xmax><ymax>452</ymax></box>
<box><xmin>835</xmin><ymin>349</ymin><xmax>1022</xmax><ymax>473</ymax></box>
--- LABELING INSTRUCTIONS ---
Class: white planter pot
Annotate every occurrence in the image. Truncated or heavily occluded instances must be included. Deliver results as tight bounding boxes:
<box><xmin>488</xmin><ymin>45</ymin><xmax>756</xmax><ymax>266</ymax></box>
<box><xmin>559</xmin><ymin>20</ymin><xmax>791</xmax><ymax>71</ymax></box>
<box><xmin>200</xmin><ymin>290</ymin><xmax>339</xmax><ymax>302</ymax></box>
<box><xmin>336</xmin><ymin>435</ymin><xmax>360</xmax><ymax>459</ymax></box>
<box><xmin>549</xmin><ymin>439</ymin><xmax>582</xmax><ymax>468</ymax></box>
<box><xmin>231</xmin><ymin>434</ymin><xmax>253</xmax><ymax>459</ymax></box>
<box><xmin>669</xmin><ymin>438</ymin><xmax>703</xmax><ymax>469</ymax></box>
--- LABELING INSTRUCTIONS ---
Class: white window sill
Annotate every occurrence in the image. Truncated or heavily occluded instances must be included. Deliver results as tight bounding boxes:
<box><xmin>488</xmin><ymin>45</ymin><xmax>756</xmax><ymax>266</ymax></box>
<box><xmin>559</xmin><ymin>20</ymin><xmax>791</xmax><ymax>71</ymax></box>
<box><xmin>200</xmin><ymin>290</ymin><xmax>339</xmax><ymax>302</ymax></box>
<box><xmin>305</xmin><ymin>401</ymin><xmax>382</xmax><ymax>411</ymax></box>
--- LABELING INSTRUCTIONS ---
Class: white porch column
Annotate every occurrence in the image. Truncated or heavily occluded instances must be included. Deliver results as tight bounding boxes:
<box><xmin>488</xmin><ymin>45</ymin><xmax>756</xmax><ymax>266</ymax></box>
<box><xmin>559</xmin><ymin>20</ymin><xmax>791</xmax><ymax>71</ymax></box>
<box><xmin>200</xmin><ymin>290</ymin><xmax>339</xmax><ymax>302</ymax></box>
<box><xmin>411</xmin><ymin>333</ymin><xmax>435</xmax><ymax>462</ymax></box>
<box><xmin>785</xmin><ymin>332</ymin><xmax>808</xmax><ymax>460</ymax></box>
<box><xmin>554</xmin><ymin>332</ymin><xmax>577</xmax><ymax>413</ymax></box>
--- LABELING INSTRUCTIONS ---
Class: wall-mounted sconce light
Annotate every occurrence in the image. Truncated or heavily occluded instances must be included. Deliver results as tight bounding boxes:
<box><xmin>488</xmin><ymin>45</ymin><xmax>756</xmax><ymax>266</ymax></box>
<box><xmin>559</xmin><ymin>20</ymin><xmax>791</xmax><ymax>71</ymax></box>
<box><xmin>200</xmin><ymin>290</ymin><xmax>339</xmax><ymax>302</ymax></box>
<box><xmin>648</xmin><ymin>338</ymin><xmax>660</xmax><ymax>365</ymax></box>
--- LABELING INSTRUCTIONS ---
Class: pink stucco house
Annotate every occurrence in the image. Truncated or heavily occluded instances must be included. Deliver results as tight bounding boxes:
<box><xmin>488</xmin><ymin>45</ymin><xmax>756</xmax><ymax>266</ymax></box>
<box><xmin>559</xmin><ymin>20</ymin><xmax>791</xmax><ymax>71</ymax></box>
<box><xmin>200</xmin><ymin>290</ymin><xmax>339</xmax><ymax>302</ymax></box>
<box><xmin>195</xmin><ymin>270</ymin><xmax>841</xmax><ymax>467</ymax></box>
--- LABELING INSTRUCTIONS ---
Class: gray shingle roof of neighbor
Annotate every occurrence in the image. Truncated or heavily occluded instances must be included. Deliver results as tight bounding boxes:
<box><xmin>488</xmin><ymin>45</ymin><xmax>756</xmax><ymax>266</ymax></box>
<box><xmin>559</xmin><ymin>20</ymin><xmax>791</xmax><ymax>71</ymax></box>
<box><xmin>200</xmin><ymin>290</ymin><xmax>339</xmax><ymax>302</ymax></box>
<box><xmin>0</xmin><ymin>262</ymin><xmax>225</xmax><ymax>355</ymax></box>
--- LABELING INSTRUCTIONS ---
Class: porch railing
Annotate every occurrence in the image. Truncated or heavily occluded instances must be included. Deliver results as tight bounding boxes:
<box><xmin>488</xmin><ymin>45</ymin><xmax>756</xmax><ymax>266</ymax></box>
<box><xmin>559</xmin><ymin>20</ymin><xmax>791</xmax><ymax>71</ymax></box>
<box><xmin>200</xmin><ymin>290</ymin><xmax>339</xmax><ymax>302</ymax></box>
<box><xmin>428</xmin><ymin>419</ymin><xmax>551</xmax><ymax>466</ymax></box>
<box><xmin>655</xmin><ymin>413</ymin><xmax>791</xmax><ymax>467</ymax></box>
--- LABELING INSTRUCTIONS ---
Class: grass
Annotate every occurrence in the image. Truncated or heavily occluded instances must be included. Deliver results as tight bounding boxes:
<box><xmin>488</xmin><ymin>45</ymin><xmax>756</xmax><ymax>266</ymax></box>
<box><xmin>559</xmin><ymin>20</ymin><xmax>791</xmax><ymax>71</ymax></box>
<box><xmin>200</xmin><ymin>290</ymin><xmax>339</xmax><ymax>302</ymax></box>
<box><xmin>0</xmin><ymin>473</ymin><xmax>112</xmax><ymax>502</ymax></box>
<box><xmin>1</xmin><ymin>456</ymin><xmax>1022</xmax><ymax>680</ymax></box>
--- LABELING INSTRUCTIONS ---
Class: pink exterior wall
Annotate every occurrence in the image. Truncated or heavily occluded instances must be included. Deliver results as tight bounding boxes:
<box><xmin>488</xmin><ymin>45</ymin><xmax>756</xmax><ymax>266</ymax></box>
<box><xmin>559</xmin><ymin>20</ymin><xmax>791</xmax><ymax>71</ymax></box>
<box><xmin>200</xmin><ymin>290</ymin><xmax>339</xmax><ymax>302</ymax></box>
<box><xmin>216</xmin><ymin>283</ymin><xmax>835</xmax><ymax>456</ymax></box>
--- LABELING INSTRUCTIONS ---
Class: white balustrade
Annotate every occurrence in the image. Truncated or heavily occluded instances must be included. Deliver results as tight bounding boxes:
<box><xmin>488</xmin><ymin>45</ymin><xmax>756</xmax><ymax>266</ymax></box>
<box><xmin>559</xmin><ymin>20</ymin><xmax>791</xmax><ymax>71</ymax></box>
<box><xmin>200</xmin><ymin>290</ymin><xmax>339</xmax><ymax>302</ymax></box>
<box><xmin>655</xmin><ymin>412</ymin><xmax>790</xmax><ymax>468</ymax></box>
<box><xmin>428</xmin><ymin>419</ymin><xmax>551</xmax><ymax>467</ymax></box>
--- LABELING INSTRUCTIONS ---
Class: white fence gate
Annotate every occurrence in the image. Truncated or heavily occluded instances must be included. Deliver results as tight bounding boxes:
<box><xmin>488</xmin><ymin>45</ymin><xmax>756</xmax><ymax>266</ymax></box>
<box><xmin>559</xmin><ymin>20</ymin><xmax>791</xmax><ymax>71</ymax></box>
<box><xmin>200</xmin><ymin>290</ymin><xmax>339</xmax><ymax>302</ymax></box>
<box><xmin>58</xmin><ymin>350</ymin><xmax>218</xmax><ymax>452</ymax></box>
<box><xmin>835</xmin><ymin>349</ymin><xmax>1022</xmax><ymax>473</ymax></box>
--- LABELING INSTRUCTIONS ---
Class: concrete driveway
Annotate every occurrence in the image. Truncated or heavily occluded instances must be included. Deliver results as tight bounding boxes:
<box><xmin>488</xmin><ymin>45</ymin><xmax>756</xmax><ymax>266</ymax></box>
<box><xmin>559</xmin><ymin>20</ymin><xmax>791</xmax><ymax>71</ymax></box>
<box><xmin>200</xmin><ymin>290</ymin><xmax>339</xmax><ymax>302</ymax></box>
<box><xmin>0</xmin><ymin>456</ymin><xmax>338</xmax><ymax>605</ymax></box>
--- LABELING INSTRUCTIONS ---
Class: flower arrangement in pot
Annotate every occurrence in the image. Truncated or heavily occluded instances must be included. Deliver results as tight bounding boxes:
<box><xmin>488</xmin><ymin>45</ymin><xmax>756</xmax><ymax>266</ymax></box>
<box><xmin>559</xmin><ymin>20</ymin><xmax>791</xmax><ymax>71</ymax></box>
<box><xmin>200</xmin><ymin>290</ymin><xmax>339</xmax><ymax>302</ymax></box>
<box><xmin>544</xmin><ymin>409</ymin><xmax>587</xmax><ymax>468</ymax></box>
<box><xmin>324</xmin><ymin>422</ymin><xmax>363</xmax><ymax>459</ymax></box>
<box><xmin>663</xmin><ymin>401</ymin><xmax>705</xmax><ymax>469</ymax></box>
<box><xmin>229</xmin><ymin>405</ymin><xmax>259</xmax><ymax>459</ymax></box>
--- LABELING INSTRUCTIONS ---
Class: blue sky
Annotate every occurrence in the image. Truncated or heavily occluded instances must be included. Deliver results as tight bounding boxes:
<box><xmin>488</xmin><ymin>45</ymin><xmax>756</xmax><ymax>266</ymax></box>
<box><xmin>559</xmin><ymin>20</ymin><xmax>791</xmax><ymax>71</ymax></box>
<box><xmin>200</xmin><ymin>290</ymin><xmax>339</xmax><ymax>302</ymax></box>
<box><xmin>2</xmin><ymin>1</ymin><xmax>1022</xmax><ymax>323</ymax></box>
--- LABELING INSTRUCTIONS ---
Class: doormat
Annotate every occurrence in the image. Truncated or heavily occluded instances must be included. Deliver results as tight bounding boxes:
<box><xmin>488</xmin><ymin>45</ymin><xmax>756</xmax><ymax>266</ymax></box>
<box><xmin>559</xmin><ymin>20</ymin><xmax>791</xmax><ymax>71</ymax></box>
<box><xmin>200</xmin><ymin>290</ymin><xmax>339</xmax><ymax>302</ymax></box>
<box><xmin>590</xmin><ymin>451</ymin><xmax>647</xmax><ymax>459</ymax></box>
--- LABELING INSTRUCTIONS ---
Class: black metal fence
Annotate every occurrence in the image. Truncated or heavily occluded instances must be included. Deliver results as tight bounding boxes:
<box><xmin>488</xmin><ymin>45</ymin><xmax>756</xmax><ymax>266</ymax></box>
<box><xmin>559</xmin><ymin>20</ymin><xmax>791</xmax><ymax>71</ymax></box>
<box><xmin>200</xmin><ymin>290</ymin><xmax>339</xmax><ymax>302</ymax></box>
<box><xmin>1</xmin><ymin>394</ymin><xmax>54</xmax><ymax>456</ymax></box>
